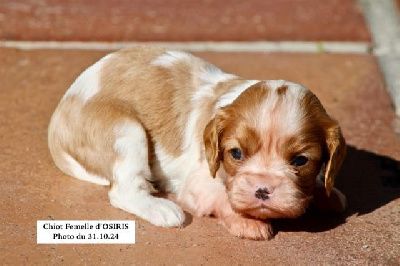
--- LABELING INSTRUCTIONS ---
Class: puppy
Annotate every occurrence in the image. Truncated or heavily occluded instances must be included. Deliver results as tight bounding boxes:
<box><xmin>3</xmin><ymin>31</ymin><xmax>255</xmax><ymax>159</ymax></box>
<box><xmin>48</xmin><ymin>47</ymin><xmax>346</xmax><ymax>240</ymax></box>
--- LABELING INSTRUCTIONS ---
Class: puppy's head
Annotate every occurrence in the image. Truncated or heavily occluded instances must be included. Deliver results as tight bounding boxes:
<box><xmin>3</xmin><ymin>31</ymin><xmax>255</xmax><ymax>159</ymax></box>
<box><xmin>204</xmin><ymin>81</ymin><xmax>346</xmax><ymax>219</ymax></box>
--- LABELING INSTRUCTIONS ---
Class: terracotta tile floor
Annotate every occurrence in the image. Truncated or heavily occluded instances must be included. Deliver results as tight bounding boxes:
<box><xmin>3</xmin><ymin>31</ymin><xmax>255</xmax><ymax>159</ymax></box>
<box><xmin>0</xmin><ymin>0</ymin><xmax>399</xmax><ymax>265</ymax></box>
<box><xmin>1</xmin><ymin>48</ymin><xmax>399</xmax><ymax>265</ymax></box>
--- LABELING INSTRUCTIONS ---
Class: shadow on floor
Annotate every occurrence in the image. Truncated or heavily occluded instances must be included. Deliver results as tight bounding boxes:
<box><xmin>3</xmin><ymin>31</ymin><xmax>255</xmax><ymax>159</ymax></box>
<box><xmin>274</xmin><ymin>145</ymin><xmax>400</xmax><ymax>233</ymax></box>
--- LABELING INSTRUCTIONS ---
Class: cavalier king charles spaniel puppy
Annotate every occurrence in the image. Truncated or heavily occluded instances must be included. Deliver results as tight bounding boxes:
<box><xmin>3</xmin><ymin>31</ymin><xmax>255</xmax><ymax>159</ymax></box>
<box><xmin>49</xmin><ymin>47</ymin><xmax>346</xmax><ymax>240</ymax></box>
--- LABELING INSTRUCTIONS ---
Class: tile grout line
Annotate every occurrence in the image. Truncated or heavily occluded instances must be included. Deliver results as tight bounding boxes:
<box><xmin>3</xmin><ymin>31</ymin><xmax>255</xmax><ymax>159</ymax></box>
<box><xmin>0</xmin><ymin>40</ymin><xmax>371</xmax><ymax>54</ymax></box>
<box><xmin>360</xmin><ymin>0</ymin><xmax>400</xmax><ymax>116</ymax></box>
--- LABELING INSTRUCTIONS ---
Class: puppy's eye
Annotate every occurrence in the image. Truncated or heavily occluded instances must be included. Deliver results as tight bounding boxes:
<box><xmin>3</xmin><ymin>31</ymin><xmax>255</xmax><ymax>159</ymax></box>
<box><xmin>291</xmin><ymin>155</ymin><xmax>309</xmax><ymax>167</ymax></box>
<box><xmin>230</xmin><ymin>148</ymin><xmax>243</xmax><ymax>161</ymax></box>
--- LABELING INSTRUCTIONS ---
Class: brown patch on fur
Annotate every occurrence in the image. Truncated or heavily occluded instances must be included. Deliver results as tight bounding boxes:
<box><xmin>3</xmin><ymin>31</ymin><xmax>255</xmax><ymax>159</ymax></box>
<box><xmin>276</xmin><ymin>85</ymin><xmax>288</xmax><ymax>96</ymax></box>
<box><xmin>283</xmin><ymin>135</ymin><xmax>323</xmax><ymax>196</ymax></box>
<box><xmin>222</xmin><ymin>125</ymin><xmax>261</xmax><ymax>177</ymax></box>
<box><xmin>100</xmin><ymin>47</ymin><xmax>192</xmax><ymax>158</ymax></box>
<box><xmin>48</xmin><ymin>95</ymin><xmax>120</xmax><ymax>180</ymax></box>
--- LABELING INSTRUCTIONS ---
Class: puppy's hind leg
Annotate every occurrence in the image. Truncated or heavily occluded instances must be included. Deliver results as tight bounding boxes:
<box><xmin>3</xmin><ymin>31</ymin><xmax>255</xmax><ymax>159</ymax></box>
<box><xmin>109</xmin><ymin>120</ymin><xmax>185</xmax><ymax>227</ymax></box>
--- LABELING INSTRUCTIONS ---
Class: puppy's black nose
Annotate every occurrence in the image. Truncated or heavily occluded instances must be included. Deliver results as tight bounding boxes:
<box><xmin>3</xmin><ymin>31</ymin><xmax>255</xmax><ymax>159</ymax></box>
<box><xmin>255</xmin><ymin>187</ymin><xmax>270</xmax><ymax>201</ymax></box>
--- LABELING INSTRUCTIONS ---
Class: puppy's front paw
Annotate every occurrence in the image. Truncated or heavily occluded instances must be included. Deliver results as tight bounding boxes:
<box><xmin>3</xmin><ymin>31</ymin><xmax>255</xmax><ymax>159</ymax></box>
<box><xmin>109</xmin><ymin>191</ymin><xmax>185</xmax><ymax>228</ymax></box>
<box><xmin>140</xmin><ymin>198</ymin><xmax>186</xmax><ymax>228</ymax></box>
<box><xmin>222</xmin><ymin>214</ymin><xmax>273</xmax><ymax>240</ymax></box>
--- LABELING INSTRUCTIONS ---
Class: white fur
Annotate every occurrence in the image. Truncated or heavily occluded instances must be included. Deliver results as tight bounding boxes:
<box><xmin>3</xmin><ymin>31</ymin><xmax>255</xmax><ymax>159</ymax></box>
<box><xmin>192</xmin><ymin>64</ymin><xmax>237</xmax><ymax>104</ymax></box>
<box><xmin>152</xmin><ymin>135</ymin><xmax>201</xmax><ymax>193</ymax></box>
<box><xmin>151</xmin><ymin>50</ymin><xmax>193</xmax><ymax>68</ymax></box>
<box><xmin>109</xmin><ymin>122</ymin><xmax>185</xmax><ymax>227</ymax></box>
<box><xmin>63</xmin><ymin>153</ymin><xmax>110</xmax><ymax>186</ymax></box>
<box><xmin>264</xmin><ymin>80</ymin><xmax>288</xmax><ymax>90</ymax></box>
<box><xmin>182</xmin><ymin>108</ymin><xmax>201</xmax><ymax>151</ymax></box>
<box><xmin>178</xmin><ymin>162</ymin><xmax>227</xmax><ymax>217</ymax></box>
<box><xmin>258</xmin><ymin>81</ymin><xmax>307</xmax><ymax>135</ymax></box>
<box><xmin>200</xmin><ymin>65</ymin><xmax>237</xmax><ymax>86</ymax></box>
<box><xmin>186</xmin><ymin>66</ymin><xmax>236</xmax><ymax>148</ymax></box>
<box><xmin>112</xmin><ymin>122</ymin><xmax>151</xmax><ymax>183</ymax></box>
<box><xmin>63</xmin><ymin>54</ymin><xmax>113</xmax><ymax>102</ymax></box>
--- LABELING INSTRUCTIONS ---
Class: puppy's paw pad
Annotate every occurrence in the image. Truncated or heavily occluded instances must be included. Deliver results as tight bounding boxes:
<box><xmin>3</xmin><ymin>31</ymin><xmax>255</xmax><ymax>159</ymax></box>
<box><xmin>143</xmin><ymin>198</ymin><xmax>185</xmax><ymax>228</ymax></box>
<box><xmin>224</xmin><ymin>215</ymin><xmax>273</xmax><ymax>240</ymax></box>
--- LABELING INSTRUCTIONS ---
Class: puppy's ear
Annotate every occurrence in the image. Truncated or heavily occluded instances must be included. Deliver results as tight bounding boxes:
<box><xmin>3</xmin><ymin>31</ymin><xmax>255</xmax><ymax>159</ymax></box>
<box><xmin>324</xmin><ymin>123</ymin><xmax>346</xmax><ymax>196</ymax></box>
<box><xmin>203</xmin><ymin>110</ymin><xmax>226</xmax><ymax>178</ymax></box>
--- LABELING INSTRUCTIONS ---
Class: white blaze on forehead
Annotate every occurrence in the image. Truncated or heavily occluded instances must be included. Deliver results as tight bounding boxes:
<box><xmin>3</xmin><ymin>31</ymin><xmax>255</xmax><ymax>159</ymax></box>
<box><xmin>215</xmin><ymin>80</ymin><xmax>260</xmax><ymax>110</ymax></box>
<box><xmin>151</xmin><ymin>50</ymin><xmax>193</xmax><ymax>67</ymax></box>
<box><xmin>63</xmin><ymin>54</ymin><xmax>113</xmax><ymax>103</ymax></box>
<box><xmin>258</xmin><ymin>80</ymin><xmax>308</xmax><ymax>135</ymax></box>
